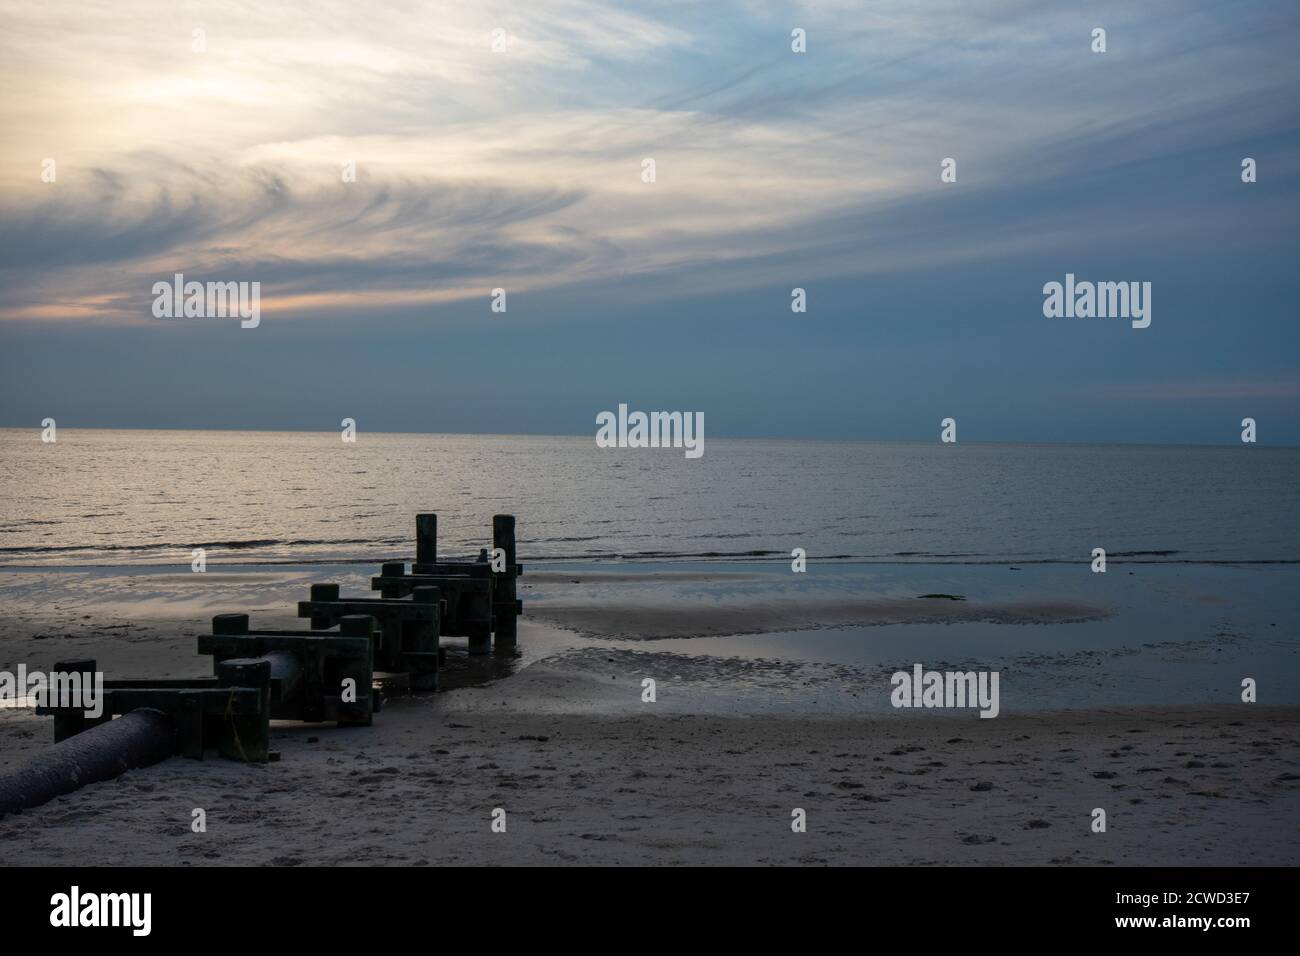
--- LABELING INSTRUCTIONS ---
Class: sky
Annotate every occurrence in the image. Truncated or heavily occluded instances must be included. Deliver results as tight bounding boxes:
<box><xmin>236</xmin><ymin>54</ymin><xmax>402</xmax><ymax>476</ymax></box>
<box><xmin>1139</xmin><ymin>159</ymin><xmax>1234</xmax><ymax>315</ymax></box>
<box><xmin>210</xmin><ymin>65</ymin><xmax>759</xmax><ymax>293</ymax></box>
<box><xmin>0</xmin><ymin>0</ymin><xmax>1297</xmax><ymax>443</ymax></box>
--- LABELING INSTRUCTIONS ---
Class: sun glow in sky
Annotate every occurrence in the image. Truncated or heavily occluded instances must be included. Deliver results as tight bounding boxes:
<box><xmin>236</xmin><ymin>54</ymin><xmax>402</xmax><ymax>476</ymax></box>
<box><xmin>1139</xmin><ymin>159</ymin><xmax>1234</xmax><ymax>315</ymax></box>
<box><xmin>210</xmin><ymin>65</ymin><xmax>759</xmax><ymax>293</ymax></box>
<box><xmin>1</xmin><ymin>0</ymin><xmax>1297</xmax><ymax>441</ymax></box>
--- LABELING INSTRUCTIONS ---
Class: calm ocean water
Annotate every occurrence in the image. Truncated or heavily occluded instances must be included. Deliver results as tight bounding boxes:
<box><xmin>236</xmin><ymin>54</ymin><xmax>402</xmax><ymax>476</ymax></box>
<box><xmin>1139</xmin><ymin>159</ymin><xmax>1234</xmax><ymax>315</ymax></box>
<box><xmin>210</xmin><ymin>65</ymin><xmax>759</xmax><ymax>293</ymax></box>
<box><xmin>0</xmin><ymin>428</ymin><xmax>1296</xmax><ymax>567</ymax></box>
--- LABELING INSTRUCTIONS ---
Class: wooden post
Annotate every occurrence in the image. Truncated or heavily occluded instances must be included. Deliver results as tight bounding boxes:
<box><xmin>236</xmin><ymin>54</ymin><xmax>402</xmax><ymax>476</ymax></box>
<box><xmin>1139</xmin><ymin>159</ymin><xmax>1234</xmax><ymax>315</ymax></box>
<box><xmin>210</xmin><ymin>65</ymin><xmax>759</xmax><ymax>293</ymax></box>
<box><xmin>50</xmin><ymin>658</ymin><xmax>96</xmax><ymax>742</ymax></box>
<box><xmin>213</xmin><ymin>613</ymin><xmax>249</xmax><ymax>634</ymax></box>
<box><xmin>215</xmin><ymin>657</ymin><xmax>272</xmax><ymax>762</ymax></box>
<box><xmin>493</xmin><ymin>514</ymin><xmax>517</xmax><ymax>565</ymax></box>
<box><xmin>493</xmin><ymin>514</ymin><xmax>519</xmax><ymax>650</ymax></box>
<box><xmin>309</xmin><ymin>583</ymin><xmax>340</xmax><ymax>628</ymax></box>
<box><xmin>379</xmin><ymin>562</ymin><xmax>405</xmax><ymax>599</ymax></box>
<box><xmin>410</xmin><ymin>585</ymin><xmax>441</xmax><ymax>691</ymax></box>
<box><xmin>467</xmin><ymin>620</ymin><xmax>492</xmax><ymax>656</ymax></box>
<box><xmin>212</xmin><ymin>614</ymin><xmax>250</xmax><ymax>676</ymax></box>
<box><xmin>338</xmin><ymin>615</ymin><xmax>375</xmax><ymax>726</ymax></box>
<box><xmin>416</xmin><ymin>513</ymin><xmax>437</xmax><ymax>566</ymax></box>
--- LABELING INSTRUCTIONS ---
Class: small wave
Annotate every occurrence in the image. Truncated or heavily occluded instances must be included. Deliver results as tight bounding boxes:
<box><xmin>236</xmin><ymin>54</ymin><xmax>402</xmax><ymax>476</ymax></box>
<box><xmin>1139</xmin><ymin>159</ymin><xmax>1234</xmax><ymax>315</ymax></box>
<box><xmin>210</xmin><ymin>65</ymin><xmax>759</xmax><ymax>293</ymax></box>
<box><xmin>0</xmin><ymin>536</ymin><xmax>397</xmax><ymax>555</ymax></box>
<box><xmin>1</xmin><ymin>553</ymin><xmax>1297</xmax><ymax>571</ymax></box>
<box><xmin>892</xmin><ymin>551</ymin><xmax>983</xmax><ymax>558</ymax></box>
<box><xmin>597</xmin><ymin>549</ymin><xmax>787</xmax><ymax>559</ymax></box>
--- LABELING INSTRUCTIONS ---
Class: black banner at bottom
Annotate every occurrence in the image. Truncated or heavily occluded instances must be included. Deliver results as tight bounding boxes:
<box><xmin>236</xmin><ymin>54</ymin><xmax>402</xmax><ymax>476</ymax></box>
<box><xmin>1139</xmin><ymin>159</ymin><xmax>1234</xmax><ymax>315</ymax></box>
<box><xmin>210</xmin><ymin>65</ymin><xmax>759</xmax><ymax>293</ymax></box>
<box><xmin>2</xmin><ymin>865</ymin><xmax>1288</xmax><ymax>941</ymax></box>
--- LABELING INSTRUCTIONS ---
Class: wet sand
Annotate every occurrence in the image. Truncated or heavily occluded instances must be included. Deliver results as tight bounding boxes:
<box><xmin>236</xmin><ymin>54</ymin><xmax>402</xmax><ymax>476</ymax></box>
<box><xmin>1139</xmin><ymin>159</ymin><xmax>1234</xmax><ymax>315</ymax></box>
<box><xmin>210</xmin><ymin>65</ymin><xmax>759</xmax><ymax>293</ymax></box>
<box><xmin>1</xmin><ymin>563</ymin><xmax>1297</xmax><ymax>865</ymax></box>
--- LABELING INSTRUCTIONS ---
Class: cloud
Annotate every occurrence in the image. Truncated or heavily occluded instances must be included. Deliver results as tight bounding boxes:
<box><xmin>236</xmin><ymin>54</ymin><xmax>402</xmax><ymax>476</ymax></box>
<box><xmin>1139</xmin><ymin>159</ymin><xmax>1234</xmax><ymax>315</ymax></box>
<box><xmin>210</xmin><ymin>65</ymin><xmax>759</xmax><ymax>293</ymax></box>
<box><xmin>1107</xmin><ymin>382</ymin><xmax>1300</xmax><ymax>401</ymax></box>
<box><xmin>2</xmin><ymin>0</ymin><xmax>1298</xmax><ymax>325</ymax></box>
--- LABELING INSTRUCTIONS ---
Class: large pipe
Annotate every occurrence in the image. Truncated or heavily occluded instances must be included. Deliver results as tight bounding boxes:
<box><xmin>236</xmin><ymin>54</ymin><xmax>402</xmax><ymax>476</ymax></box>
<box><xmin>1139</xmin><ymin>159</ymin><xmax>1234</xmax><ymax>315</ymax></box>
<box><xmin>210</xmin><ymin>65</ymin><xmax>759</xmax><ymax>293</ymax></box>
<box><xmin>0</xmin><ymin>709</ymin><xmax>175</xmax><ymax>818</ymax></box>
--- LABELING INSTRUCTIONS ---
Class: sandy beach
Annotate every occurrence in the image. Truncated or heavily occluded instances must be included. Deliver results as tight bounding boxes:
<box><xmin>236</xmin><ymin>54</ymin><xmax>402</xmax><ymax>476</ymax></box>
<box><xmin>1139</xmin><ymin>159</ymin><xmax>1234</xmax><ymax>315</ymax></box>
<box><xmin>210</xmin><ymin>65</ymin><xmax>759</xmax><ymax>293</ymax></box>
<box><xmin>1</xmin><ymin>562</ymin><xmax>1297</xmax><ymax>866</ymax></box>
<box><xmin>5</xmin><ymin>693</ymin><xmax>1298</xmax><ymax>866</ymax></box>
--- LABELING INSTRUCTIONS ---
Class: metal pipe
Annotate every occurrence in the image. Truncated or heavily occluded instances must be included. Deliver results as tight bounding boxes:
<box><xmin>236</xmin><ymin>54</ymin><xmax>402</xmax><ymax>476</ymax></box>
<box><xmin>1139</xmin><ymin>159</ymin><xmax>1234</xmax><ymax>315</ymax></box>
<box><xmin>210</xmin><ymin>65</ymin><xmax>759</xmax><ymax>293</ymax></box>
<box><xmin>0</xmin><ymin>709</ymin><xmax>175</xmax><ymax>818</ymax></box>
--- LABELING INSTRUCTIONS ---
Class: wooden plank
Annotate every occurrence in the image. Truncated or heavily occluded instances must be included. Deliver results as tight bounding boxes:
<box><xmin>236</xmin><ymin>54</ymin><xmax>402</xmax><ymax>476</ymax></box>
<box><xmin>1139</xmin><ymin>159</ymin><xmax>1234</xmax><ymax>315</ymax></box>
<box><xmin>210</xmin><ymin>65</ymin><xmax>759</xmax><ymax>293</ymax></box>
<box><xmin>296</xmin><ymin>598</ymin><xmax>439</xmax><ymax>622</ymax></box>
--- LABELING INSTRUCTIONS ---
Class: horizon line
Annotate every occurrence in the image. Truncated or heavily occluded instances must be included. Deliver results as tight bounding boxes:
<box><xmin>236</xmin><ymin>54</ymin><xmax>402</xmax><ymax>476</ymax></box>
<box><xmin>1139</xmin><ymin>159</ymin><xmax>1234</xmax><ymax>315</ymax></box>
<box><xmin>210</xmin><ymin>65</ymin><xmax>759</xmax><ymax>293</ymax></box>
<box><xmin>2</xmin><ymin>423</ymin><xmax>1294</xmax><ymax>449</ymax></box>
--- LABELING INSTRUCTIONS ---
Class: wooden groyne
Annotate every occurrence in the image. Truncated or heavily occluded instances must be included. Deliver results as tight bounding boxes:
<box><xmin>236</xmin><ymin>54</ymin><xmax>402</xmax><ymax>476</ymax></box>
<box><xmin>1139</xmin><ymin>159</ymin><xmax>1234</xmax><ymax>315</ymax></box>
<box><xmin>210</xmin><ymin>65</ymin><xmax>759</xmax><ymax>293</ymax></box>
<box><xmin>0</xmin><ymin>513</ymin><xmax>522</xmax><ymax>816</ymax></box>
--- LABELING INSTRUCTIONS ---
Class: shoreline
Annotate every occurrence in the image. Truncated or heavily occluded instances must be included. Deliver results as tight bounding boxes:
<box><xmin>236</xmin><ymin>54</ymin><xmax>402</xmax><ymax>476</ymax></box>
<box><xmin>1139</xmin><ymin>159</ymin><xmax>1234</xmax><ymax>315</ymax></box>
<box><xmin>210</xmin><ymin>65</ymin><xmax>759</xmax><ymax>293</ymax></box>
<box><xmin>2</xmin><ymin>560</ymin><xmax>1297</xmax><ymax>864</ymax></box>
<box><xmin>3</xmin><ymin>557</ymin><xmax>1299</xmax><ymax>572</ymax></box>
<box><xmin>1</xmin><ymin>561</ymin><xmax>1296</xmax><ymax>710</ymax></box>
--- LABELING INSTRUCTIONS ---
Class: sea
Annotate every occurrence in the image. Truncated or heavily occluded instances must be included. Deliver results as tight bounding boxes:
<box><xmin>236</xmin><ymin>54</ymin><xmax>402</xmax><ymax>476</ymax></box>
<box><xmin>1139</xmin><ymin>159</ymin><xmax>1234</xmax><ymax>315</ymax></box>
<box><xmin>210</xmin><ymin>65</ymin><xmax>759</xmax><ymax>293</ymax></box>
<box><xmin>1</xmin><ymin>428</ymin><xmax>1296</xmax><ymax>568</ymax></box>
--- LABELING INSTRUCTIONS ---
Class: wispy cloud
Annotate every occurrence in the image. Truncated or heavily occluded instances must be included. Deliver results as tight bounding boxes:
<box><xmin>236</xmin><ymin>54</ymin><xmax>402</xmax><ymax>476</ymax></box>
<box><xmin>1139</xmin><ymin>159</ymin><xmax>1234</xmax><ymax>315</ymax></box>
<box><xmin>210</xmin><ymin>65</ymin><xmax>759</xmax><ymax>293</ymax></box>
<box><xmin>1108</xmin><ymin>382</ymin><xmax>1300</xmax><ymax>401</ymax></box>
<box><xmin>2</xmin><ymin>0</ymin><xmax>1298</xmax><ymax>324</ymax></box>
